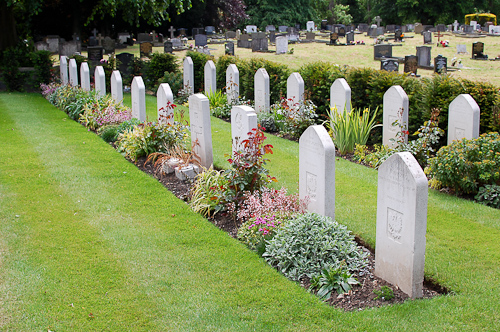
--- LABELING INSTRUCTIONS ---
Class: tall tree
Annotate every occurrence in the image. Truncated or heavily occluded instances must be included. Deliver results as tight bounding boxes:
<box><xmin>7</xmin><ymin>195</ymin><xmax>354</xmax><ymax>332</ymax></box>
<box><xmin>246</xmin><ymin>0</ymin><xmax>315</xmax><ymax>29</ymax></box>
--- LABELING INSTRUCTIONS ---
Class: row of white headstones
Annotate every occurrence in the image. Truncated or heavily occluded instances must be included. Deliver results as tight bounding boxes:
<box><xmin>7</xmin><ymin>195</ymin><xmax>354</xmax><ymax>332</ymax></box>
<box><xmin>60</xmin><ymin>55</ymin><xmax>481</xmax><ymax>298</ymax></box>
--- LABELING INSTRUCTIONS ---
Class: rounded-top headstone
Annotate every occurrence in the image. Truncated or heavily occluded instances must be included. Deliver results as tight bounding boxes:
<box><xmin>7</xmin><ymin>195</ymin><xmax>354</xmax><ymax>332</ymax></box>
<box><xmin>183</xmin><ymin>56</ymin><xmax>194</xmax><ymax>95</ymax></box>
<box><xmin>230</xmin><ymin>105</ymin><xmax>257</xmax><ymax>153</ymax></box>
<box><xmin>226</xmin><ymin>64</ymin><xmax>240</xmax><ymax>105</ymax></box>
<box><xmin>189</xmin><ymin>93</ymin><xmax>213</xmax><ymax>168</ymax></box>
<box><xmin>383</xmin><ymin>85</ymin><xmax>409</xmax><ymax>147</ymax></box>
<box><xmin>254</xmin><ymin>68</ymin><xmax>270</xmax><ymax>113</ymax></box>
<box><xmin>447</xmin><ymin>94</ymin><xmax>480</xmax><ymax>145</ymax></box>
<box><xmin>94</xmin><ymin>66</ymin><xmax>106</xmax><ymax>97</ymax></box>
<box><xmin>68</xmin><ymin>58</ymin><xmax>78</xmax><ymax>87</ymax></box>
<box><xmin>287</xmin><ymin>72</ymin><xmax>304</xmax><ymax>105</ymax></box>
<box><xmin>60</xmin><ymin>56</ymin><xmax>69</xmax><ymax>85</ymax></box>
<box><xmin>157</xmin><ymin>83</ymin><xmax>174</xmax><ymax>124</ymax></box>
<box><xmin>110</xmin><ymin>71</ymin><xmax>123</xmax><ymax>104</ymax></box>
<box><xmin>330</xmin><ymin>78</ymin><xmax>351</xmax><ymax>114</ymax></box>
<box><xmin>204</xmin><ymin>60</ymin><xmax>217</xmax><ymax>95</ymax></box>
<box><xmin>131</xmin><ymin>76</ymin><xmax>146</xmax><ymax>122</ymax></box>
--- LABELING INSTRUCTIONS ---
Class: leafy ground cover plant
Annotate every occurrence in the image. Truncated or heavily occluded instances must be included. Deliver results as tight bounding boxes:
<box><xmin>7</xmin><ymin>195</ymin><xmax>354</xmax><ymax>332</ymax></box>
<box><xmin>373</xmin><ymin>285</ymin><xmax>395</xmax><ymax>301</ymax></box>
<box><xmin>79</xmin><ymin>98</ymin><xmax>132</xmax><ymax>130</ymax></box>
<box><xmin>263</xmin><ymin>213</ymin><xmax>368</xmax><ymax>281</ymax></box>
<box><xmin>425</xmin><ymin>132</ymin><xmax>500</xmax><ymax>194</ymax></box>
<box><xmin>475</xmin><ymin>184</ymin><xmax>500</xmax><ymax>209</ymax></box>
<box><xmin>326</xmin><ymin>106</ymin><xmax>380</xmax><ymax>155</ymax></box>
<box><xmin>309</xmin><ymin>262</ymin><xmax>360</xmax><ymax>300</ymax></box>
<box><xmin>266</xmin><ymin>97</ymin><xmax>317</xmax><ymax>139</ymax></box>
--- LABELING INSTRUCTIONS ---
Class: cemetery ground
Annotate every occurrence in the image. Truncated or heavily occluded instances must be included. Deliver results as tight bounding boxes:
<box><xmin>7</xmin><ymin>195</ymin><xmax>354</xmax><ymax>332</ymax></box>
<box><xmin>1</xmin><ymin>91</ymin><xmax>500</xmax><ymax>330</ymax></box>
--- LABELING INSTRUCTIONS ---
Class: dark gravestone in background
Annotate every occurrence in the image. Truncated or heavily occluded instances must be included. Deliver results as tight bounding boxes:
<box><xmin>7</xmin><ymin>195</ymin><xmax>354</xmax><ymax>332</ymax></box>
<box><xmin>116</xmin><ymin>52</ymin><xmax>134</xmax><ymax>78</ymax></box>
<box><xmin>374</xmin><ymin>44</ymin><xmax>393</xmax><ymax>60</ymax></box>
<box><xmin>164</xmin><ymin>41</ymin><xmax>173</xmax><ymax>54</ymax></box>
<box><xmin>380</xmin><ymin>58</ymin><xmax>399</xmax><ymax>72</ymax></box>
<box><xmin>225</xmin><ymin>42</ymin><xmax>235</xmax><ymax>56</ymax></box>
<box><xmin>434</xmin><ymin>55</ymin><xmax>447</xmax><ymax>73</ymax></box>
<box><xmin>404</xmin><ymin>55</ymin><xmax>418</xmax><ymax>74</ymax></box>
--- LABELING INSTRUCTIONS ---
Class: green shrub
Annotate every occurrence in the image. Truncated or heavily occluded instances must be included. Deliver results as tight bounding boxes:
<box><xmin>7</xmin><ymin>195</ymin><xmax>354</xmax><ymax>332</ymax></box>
<box><xmin>263</xmin><ymin>213</ymin><xmax>368</xmax><ymax>281</ymax></box>
<box><xmin>78</xmin><ymin>96</ymin><xmax>131</xmax><ymax>130</ymax></box>
<box><xmin>146</xmin><ymin>53</ymin><xmax>179</xmax><ymax>90</ymax></box>
<box><xmin>65</xmin><ymin>89</ymin><xmax>102</xmax><ymax>120</ymax></box>
<box><xmin>32</xmin><ymin>50</ymin><xmax>55</xmax><ymax>85</ymax></box>
<box><xmin>426</xmin><ymin>132</ymin><xmax>500</xmax><ymax>194</ymax></box>
<box><xmin>462</xmin><ymin>79</ymin><xmax>500</xmax><ymax>133</ymax></box>
<box><xmin>269</xmin><ymin>98</ymin><xmax>317</xmax><ymax>139</ymax></box>
<box><xmin>373</xmin><ymin>285</ymin><xmax>395</xmax><ymax>301</ymax></box>
<box><xmin>97</xmin><ymin>125</ymin><xmax>120</xmax><ymax>142</ymax></box>
<box><xmin>475</xmin><ymin>184</ymin><xmax>500</xmax><ymax>209</ymax></box>
<box><xmin>1</xmin><ymin>46</ymin><xmax>29</xmax><ymax>91</ymax></box>
<box><xmin>155</xmin><ymin>71</ymin><xmax>183</xmax><ymax>97</ymax></box>
<box><xmin>186</xmin><ymin>51</ymin><xmax>213</xmax><ymax>93</ymax></box>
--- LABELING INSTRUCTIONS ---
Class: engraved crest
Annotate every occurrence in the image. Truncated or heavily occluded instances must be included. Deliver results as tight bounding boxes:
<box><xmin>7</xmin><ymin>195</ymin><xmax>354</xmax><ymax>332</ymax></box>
<box><xmin>387</xmin><ymin>208</ymin><xmax>403</xmax><ymax>241</ymax></box>
<box><xmin>306</xmin><ymin>172</ymin><xmax>317</xmax><ymax>200</ymax></box>
<box><xmin>455</xmin><ymin>127</ymin><xmax>465</xmax><ymax>140</ymax></box>
<box><xmin>235</xmin><ymin>112</ymin><xmax>243</xmax><ymax>131</ymax></box>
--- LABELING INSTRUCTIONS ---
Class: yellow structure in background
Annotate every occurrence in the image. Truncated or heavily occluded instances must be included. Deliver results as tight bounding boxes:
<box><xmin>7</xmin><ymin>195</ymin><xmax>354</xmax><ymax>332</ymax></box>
<box><xmin>465</xmin><ymin>13</ymin><xmax>497</xmax><ymax>25</ymax></box>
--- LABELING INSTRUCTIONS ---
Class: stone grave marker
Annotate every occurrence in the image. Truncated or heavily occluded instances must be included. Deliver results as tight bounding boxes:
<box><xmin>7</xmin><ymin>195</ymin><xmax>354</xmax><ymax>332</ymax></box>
<box><xmin>414</xmin><ymin>23</ymin><xmax>423</xmax><ymax>34</ymax></box>
<box><xmin>266</xmin><ymin>25</ymin><xmax>276</xmax><ymax>33</ymax></box>
<box><xmin>68</xmin><ymin>58</ymin><xmax>78</xmax><ymax>87</ymax></box>
<box><xmin>46</xmin><ymin>35</ymin><xmax>60</xmax><ymax>53</ymax></box>
<box><xmin>447</xmin><ymin>94</ymin><xmax>480</xmax><ymax>145</ymax></box>
<box><xmin>472</xmin><ymin>42</ymin><xmax>488</xmax><ymax>59</ymax></box>
<box><xmin>269</xmin><ymin>31</ymin><xmax>276</xmax><ymax>43</ymax></box>
<box><xmin>35</xmin><ymin>41</ymin><xmax>49</xmax><ymax>51</ymax></box>
<box><xmin>238</xmin><ymin>34</ymin><xmax>251</xmax><ymax>48</ymax></box>
<box><xmin>103</xmin><ymin>37</ymin><xmax>115</xmax><ymax>54</ymax></box>
<box><xmin>287</xmin><ymin>72</ymin><xmax>304</xmax><ymax>105</ymax></box>
<box><xmin>346</xmin><ymin>31</ymin><xmax>354</xmax><ymax>44</ymax></box>
<box><xmin>456</xmin><ymin>44</ymin><xmax>467</xmax><ymax>54</ymax></box>
<box><xmin>401</xmin><ymin>26</ymin><xmax>408</xmax><ymax>33</ymax></box>
<box><xmin>226</xmin><ymin>31</ymin><xmax>236</xmax><ymax>39</ymax></box>
<box><xmin>178</xmin><ymin>28</ymin><xmax>187</xmax><ymax>37</ymax></box>
<box><xmin>383</xmin><ymin>85</ymin><xmax>409</xmax><ymax>147</ymax></box>
<box><xmin>189</xmin><ymin>94</ymin><xmax>214</xmax><ymax>168</ymax></box>
<box><xmin>137</xmin><ymin>33</ymin><xmax>152</xmax><ymax>42</ymax></box>
<box><xmin>489</xmin><ymin>25</ymin><xmax>500</xmax><ymax>34</ymax></box>
<box><xmin>94</xmin><ymin>66</ymin><xmax>106</xmax><ymax>97</ymax></box>
<box><xmin>236</xmin><ymin>29</ymin><xmax>241</xmax><ymax>40</ymax></box>
<box><xmin>205</xmin><ymin>26</ymin><xmax>216</xmax><ymax>35</ymax></box>
<box><xmin>288</xmin><ymin>33</ymin><xmax>300</xmax><ymax>42</ymax></box>
<box><xmin>172</xmin><ymin>38</ymin><xmax>183</xmax><ymax>48</ymax></box>
<box><xmin>183</xmin><ymin>56</ymin><xmax>194</xmax><ymax>95</ymax></box>
<box><xmin>376</xmin><ymin>27</ymin><xmax>385</xmax><ymax>36</ymax></box>
<box><xmin>164</xmin><ymin>41</ymin><xmax>173</xmax><ymax>54</ymax></box>
<box><xmin>358</xmin><ymin>23</ymin><xmax>369</xmax><ymax>32</ymax></box>
<box><xmin>330</xmin><ymin>78</ymin><xmax>352</xmax><ymax>114</ymax></box>
<box><xmin>416</xmin><ymin>46</ymin><xmax>431</xmax><ymax>67</ymax></box>
<box><xmin>204</xmin><ymin>60</ymin><xmax>216</xmax><ymax>95</ymax></box>
<box><xmin>117</xmin><ymin>32</ymin><xmax>131</xmax><ymax>44</ymax></box>
<box><xmin>157</xmin><ymin>83</ymin><xmax>174</xmax><ymax>124</ymax></box>
<box><xmin>306</xmin><ymin>32</ymin><xmax>316</xmax><ymax>40</ymax></box>
<box><xmin>246</xmin><ymin>25</ymin><xmax>258</xmax><ymax>33</ymax></box>
<box><xmin>423</xmin><ymin>31</ymin><xmax>432</xmax><ymax>44</ymax></box>
<box><xmin>276</xmin><ymin>36</ymin><xmax>288</xmax><ymax>54</ymax></box>
<box><xmin>299</xmin><ymin>125</ymin><xmax>336</xmax><ymax>219</ymax></box>
<box><xmin>464</xmin><ymin>25</ymin><xmax>473</xmax><ymax>33</ymax></box>
<box><xmin>453</xmin><ymin>20</ymin><xmax>460</xmax><ymax>32</ymax></box>
<box><xmin>131</xmin><ymin>76</ymin><xmax>146</xmax><ymax>121</ymax></box>
<box><xmin>251</xmin><ymin>33</ymin><xmax>268</xmax><ymax>52</ymax></box>
<box><xmin>80</xmin><ymin>62</ymin><xmax>90</xmax><ymax>91</ymax></box>
<box><xmin>374</xmin><ymin>44</ymin><xmax>393</xmax><ymax>60</ymax></box>
<box><xmin>87</xmin><ymin>46</ymin><xmax>104</xmax><ymax>65</ymax></box>
<box><xmin>254</xmin><ymin>68</ymin><xmax>270</xmax><ymax>113</ymax></box>
<box><xmin>404</xmin><ymin>55</ymin><xmax>418</xmax><ymax>75</ymax></box>
<box><xmin>231</xmin><ymin>105</ymin><xmax>257</xmax><ymax>153</ymax></box>
<box><xmin>375</xmin><ymin>152</ymin><xmax>428</xmax><ymax>299</ymax></box>
<box><xmin>278</xmin><ymin>26</ymin><xmax>288</xmax><ymax>33</ymax></box>
<box><xmin>225</xmin><ymin>42</ymin><xmax>235</xmax><ymax>55</ymax></box>
<box><xmin>111</xmin><ymin>71</ymin><xmax>123</xmax><ymax>104</ymax></box>
<box><xmin>329</xmin><ymin>32</ymin><xmax>339</xmax><ymax>45</ymax></box>
<box><xmin>386</xmin><ymin>25</ymin><xmax>396</xmax><ymax>33</ymax></box>
<box><xmin>140</xmin><ymin>42</ymin><xmax>153</xmax><ymax>58</ymax></box>
<box><xmin>195</xmin><ymin>34</ymin><xmax>208</xmax><ymax>47</ymax></box>
<box><xmin>226</xmin><ymin>64</ymin><xmax>239</xmax><ymax>104</ymax></box>
<box><xmin>192</xmin><ymin>28</ymin><xmax>204</xmax><ymax>36</ymax></box>
<box><xmin>436</xmin><ymin>24</ymin><xmax>446</xmax><ymax>32</ymax></box>
<box><xmin>60</xmin><ymin>56</ymin><xmax>68</xmax><ymax>85</ymax></box>
<box><xmin>338</xmin><ymin>26</ymin><xmax>346</xmax><ymax>37</ymax></box>
<box><xmin>306</xmin><ymin>21</ymin><xmax>315</xmax><ymax>32</ymax></box>
<box><xmin>59</xmin><ymin>41</ymin><xmax>80</xmax><ymax>57</ymax></box>
<box><xmin>434</xmin><ymin>55</ymin><xmax>447</xmax><ymax>73</ymax></box>
<box><xmin>116</xmin><ymin>52</ymin><xmax>134</xmax><ymax>78</ymax></box>
<box><xmin>394</xmin><ymin>29</ymin><xmax>403</xmax><ymax>42</ymax></box>
<box><xmin>380</xmin><ymin>58</ymin><xmax>399</xmax><ymax>72</ymax></box>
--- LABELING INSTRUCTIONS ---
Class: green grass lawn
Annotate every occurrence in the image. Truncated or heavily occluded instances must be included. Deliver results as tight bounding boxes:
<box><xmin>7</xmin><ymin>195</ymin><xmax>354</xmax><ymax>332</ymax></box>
<box><xmin>1</xmin><ymin>92</ymin><xmax>500</xmax><ymax>330</ymax></box>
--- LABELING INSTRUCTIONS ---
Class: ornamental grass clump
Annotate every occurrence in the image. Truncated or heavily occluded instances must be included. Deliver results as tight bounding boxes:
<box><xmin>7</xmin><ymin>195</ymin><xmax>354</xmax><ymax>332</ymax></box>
<box><xmin>263</xmin><ymin>213</ymin><xmax>368</xmax><ymax>281</ymax></box>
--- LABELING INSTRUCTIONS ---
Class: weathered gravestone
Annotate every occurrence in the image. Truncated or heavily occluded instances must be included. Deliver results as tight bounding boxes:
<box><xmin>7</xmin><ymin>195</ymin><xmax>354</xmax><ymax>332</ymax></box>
<box><xmin>157</xmin><ymin>83</ymin><xmax>174</xmax><ymax>124</ymax></box>
<box><xmin>276</xmin><ymin>36</ymin><xmax>288</xmax><ymax>54</ymax></box>
<box><xmin>299</xmin><ymin>125</ymin><xmax>336</xmax><ymax>219</ymax></box>
<box><xmin>376</xmin><ymin>27</ymin><xmax>385</xmax><ymax>36</ymax></box>
<box><xmin>204</xmin><ymin>60</ymin><xmax>217</xmax><ymax>95</ymax></box>
<box><xmin>231</xmin><ymin>105</ymin><xmax>257</xmax><ymax>153</ymax></box>
<box><xmin>254</xmin><ymin>68</ymin><xmax>270</xmax><ymax>113</ymax></box>
<box><xmin>87</xmin><ymin>46</ymin><xmax>104</xmax><ymax>65</ymax></box>
<box><xmin>423</xmin><ymin>31</ymin><xmax>432</xmax><ymax>44</ymax></box>
<box><xmin>436</xmin><ymin>24</ymin><xmax>446</xmax><ymax>32</ymax></box>
<box><xmin>306</xmin><ymin>32</ymin><xmax>316</xmax><ymax>40</ymax></box>
<box><xmin>269</xmin><ymin>31</ymin><xmax>276</xmax><ymax>43</ymax></box>
<box><xmin>251</xmin><ymin>32</ymin><xmax>268</xmax><ymax>52</ymax></box>
<box><xmin>205</xmin><ymin>26</ymin><xmax>216</xmax><ymax>35</ymax></box>
<box><xmin>383</xmin><ymin>85</ymin><xmax>409</xmax><ymax>147</ymax></box>
<box><xmin>329</xmin><ymin>33</ymin><xmax>339</xmax><ymax>45</ymax></box>
<box><xmin>394</xmin><ymin>29</ymin><xmax>403</xmax><ymax>42</ymax></box>
<box><xmin>246</xmin><ymin>25</ymin><xmax>258</xmax><ymax>33</ymax></box>
<box><xmin>464</xmin><ymin>25</ymin><xmax>474</xmax><ymax>34</ymax></box>
<box><xmin>380</xmin><ymin>58</ymin><xmax>399</xmax><ymax>72</ymax></box>
<box><xmin>131</xmin><ymin>76</ymin><xmax>146</xmax><ymax>121</ymax></box>
<box><xmin>225</xmin><ymin>42</ymin><xmax>235</xmax><ymax>55</ymax></box>
<box><xmin>189</xmin><ymin>94</ymin><xmax>213</xmax><ymax>169</ymax></box>
<box><xmin>287</xmin><ymin>72</ymin><xmax>304</xmax><ymax>105</ymax></box>
<box><xmin>306</xmin><ymin>21</ymin><xmax>315</xmax><ymax>32</ymax></box>
<box><xmin>35</xmin><ymin>41</ymin><xmax>49</xmax><ymax>51</ymax></box>
<box><xmin>414</xmin><ymin>23</ymin><xmax>423</xmax><ymax>34</ymax></box>
<box><xmin>404</xmin><ymin>55</ymin><xmax>418</xmax><ymax>75</ymax></box>
<box><xmin>416</xmin><ymin>46</ymin><xmax>431</xmax><ymax>67</ymax></box>
<box><xmin>472</xmin><ymin>42</ymin><xmax>488</xmax><ymax>59</ymax></box>
<box><xmin>192</xmin><ymin>28</ymin><xmax>204</xmax><ymax>36</ymax></box>
<box><xmin>447</xmin><ymin>94</ymin><xmax>480</xmax><ymax>145</ymax></box>
<box><xmin>456</xmin><ymin>44</ymin><xmax>467</xmax><ymax>54</ymax></box>
<box><xmin>278</xmin><ymin>26</ymin><xmax>288</xmax><ymax>33</ymax></box>
<box><xmin>489</xmin><ymin>25</ymin><xmax>500</xmax><ymax>34</ymax></box>
<box><xmin>358</xmin><ymin>23</ymin><xmax>369</xmax><ymax>32</ymax></box>
<box><xmin>140</xmin><ymin>42</ymin><xmax>153</xmax><ymax>58</ymax></box>
<box><xmin>137</xmin><ymin>33</ymin><xmax>152</xmax><ymax>42</ymax></box>
<box><xmin>434</xmin><ymin>55</ymin><xmax>447</xmax><ymax>74</ymax></box>
<box><xmin>68</xmin><ymin>58</ymin><xmax>78</xmax><ymax>87</ymax></box>
<box><xmin>103</xmin><ymin>37</ymin><xmax>115</xmax><ymax>54</ymax></box>
<box><xmin>266</xmin><ymin>25</ymin><xmax>276</xmax><ymax>33</ymax></box>
<box><xmin>375</xmin><ymin>152</ymin><xmax>428</xmax><ymax>299</ymax></box>
<box><xmin>226</xmin><ymin>31</ymin><xmax>236</xmax><ymax>39</ymax></box>
<box><xmin>94</xmin><ymin>66</ymin><xmax>106</xmax><ymax>97</ymax></box>
<box><xmin>195</xmin><ymin>34</ymin><xmax>208</xmax><ymax>47</ymax></box>
<box><xmin>59</xmin><ymin>41</ymin><xmax>80</xmax><ymax>57</ymax></box>
<box><xmin>117</xmin><ymin>32</ymin><xmax>131</xmax><ymax>44</ymax></box>
<box><xmin>374</xmin><ymin>44</ymin><xmax>393</xmax><ymax>60</ymax></box>
<box><xmin>226</xmin><ymin>64</ymin><xmax>239</xmax><ymax>104</ymax></box>
<box><xmin>60</xmin><ymin>56</ymin><xmax>68</xmax><ymax>85</ymax></box>
<box><xmin>80</xmin><ymin>62</ymin><xmax>90</xmax><ymax>91</ymax></box>
<box><xmin>386</xmin><ymin>25</ymin><xmax>396</xmax><ymax>33</ymax></box>
<box><xmin>116</xmin><ymin>52</ymin><xmax>134</xmax><ymax>78</ymax></box>
<box><xmin>238</xmin><ymin>34</ymin><xmax>251</xmax><ymax>48</ymax></box>
<box><xmin>47</xmin><ymin>35</ymin><xmax>60</xmax><ymax>53</ymax></box>
<box><xmin>111</xmin><ymin>71</ymin><xmax>123</xmax><ymax>104</ymax></box>
<box><xmin>171</xmin><ymin>38</ymin><xmax>183</xmax><ymax>48</ymax></box>
<box><xmin>330</xmin><ymin>78</ymin><xmax>351</xmax><ymax>113</ymax></box>
<box><xmin>164</xmin><ymin>41</ymin><xmax>173</xmax><ymax>54</ymax></box>
<box><xmin>183</xmin><ymin>56</ymin><xmax>194</xmax><ymax>95</ymax></box>
<box><xmin>346</xmin><ymin>31</ymin><xmax>354</xmax><ymax>44</ymax></box>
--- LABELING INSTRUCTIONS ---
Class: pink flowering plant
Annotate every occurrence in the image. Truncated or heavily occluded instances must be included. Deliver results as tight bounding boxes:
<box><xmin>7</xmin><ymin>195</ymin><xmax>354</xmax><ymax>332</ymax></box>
<box><xmin>79</xmin><ymin>97</ymin><xmax>132</xmax><ymax>130</ymax></box>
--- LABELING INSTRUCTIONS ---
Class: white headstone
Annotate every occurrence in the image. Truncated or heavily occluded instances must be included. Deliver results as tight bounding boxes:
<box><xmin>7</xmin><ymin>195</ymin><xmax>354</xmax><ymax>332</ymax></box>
<box><xmin>60</xmin><ymin>56</ymin><xmax>68</xmax><ymax>85</ymax></box>
<box><xmin>131</xmin><ymin>76</ymin><xmax>146</xmax><ymax>122</ymax></box>
<box><xmin>254</xmin><ymin>68</ymin><xmax>270</xmax><ymax>113</ymax></box>
<box><xmin>68</xmin><ymin>58</ymin><xmax>78</xmax><ymax>87</ymax></box>
<box><xmin>94</xmin><ymin>66</ymin><xmax>106</xmax><ymax>97</ymax></box>
<box><xmin>447</xmin><ymin>94</ymin><xmax>480</xmax><ymax>145</ymax></box>
<box><xmin>204</xmin><ymin>60</ymin><xmax>217</xmax><ymax>95</ymax></box>
<box><xmin>383</xmin><ymin>85</ymin><xmax>409</xmax><ymax>147</ymax></box>
<box><xmin>276</xmin><ymin>36</ymin><xmax>288</xmax><ymax>54</ymax></box>
<box><xmin>287</xmin><ymin>72</ymin><xmax>304</xmax><ymax>105</ymax></box>
<box><xmin>306</xmin><ymin>21</ymin><xmax>315</xmax><ymax>32</ymax></box>
<box><xmin>299</xmin><ymin>125</ymin><xmax>336</xmax><ymax>219</ymax></box>
<box><xmin>157</xmin><ymin>83</ymin><xmax>174</xmax><ymax>125</ymax></box>
<box><xmin>80</xmin><ymin>62</ymin><xmax>90</xmax><ymax>91</ymax></box>
<box><xmin>110</xmin><ymin>70</ymin><xmax>123</xmax><ymax>104</ymax></box>
<box><xmin>375</xmin><ymin>152</ymin><xmax>428</xmax><ymax>299</ymax></box>
<box><xmin>246</xmin><ymin>25</ymin><xmax>258</xmax><ymax>33</ymax></box>
<box><xmin>183</xmin><ymin>56</ymin><xmax>194</xmax><ymax>95</ymax></box>
<box><xmin>489</xmin><ymin>25</ymin><xmax>500</xmax><ymax>34</ymax></box>
<box><xmin>470</xmin><ymin>20</ymin><xmax>477</xmax><ymax>28</ymax></box>
<box><xmin>231</xmin><ymin>105</ymin><xmax>257</xmax><ymax>153</ymax></box>
<box><xmin>330</xmin><ymin>78</ymin><xmax>352</xmax><ymax>113</ymax></box>
<box><xmin>189</xmin><ymin>94</ymin><xmax>213</xmax><ymax>169</ymax></box>
<box><xmin>456</xmin><ymin>44</ymin><xmax>467</xmax><ymax>53</ymax></box>
<box><xmin>453</xmin><ymin>20</ymin><xmax>460</xmax><ymax>32</ymax></box>
<box><xmin>226</xmin><ymin>64</ymin><xmax>240</xmax><ymax>105</ymax></box>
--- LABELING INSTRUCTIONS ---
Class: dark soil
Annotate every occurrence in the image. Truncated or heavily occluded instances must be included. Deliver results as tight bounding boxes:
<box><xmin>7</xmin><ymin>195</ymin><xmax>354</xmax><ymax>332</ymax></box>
<box><xmin>133</xmin><ymin>156</ymin><xmax>443</xmax><ymax>311</ymax></box>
